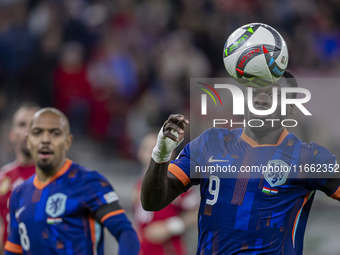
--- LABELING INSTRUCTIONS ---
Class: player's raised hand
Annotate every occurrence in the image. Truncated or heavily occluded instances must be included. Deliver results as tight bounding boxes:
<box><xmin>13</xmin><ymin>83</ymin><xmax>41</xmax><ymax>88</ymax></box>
<box><xmin>151</xmin><ymin>114</ymin><xmax>189</xmax><ymax>163</ymax></box>
<box><xmin>163</xmin><ymin>114</ymin><xmax>189</xmax><ymax>142</ymax></box>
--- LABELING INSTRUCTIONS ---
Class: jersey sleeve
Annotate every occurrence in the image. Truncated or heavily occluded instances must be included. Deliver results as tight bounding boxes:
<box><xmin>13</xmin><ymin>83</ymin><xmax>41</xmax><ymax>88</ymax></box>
<box><xmin>100</xmin><ymin>213</ymin><xmax>140</xmax><ymax>255</ymax></box>
<box><xmin>4</xmin><ymin>189</ymin><xmax>23</xmax><ymax>254</ymax></box>
<box><xmin>83</xmin><ymin>172</ymin><xmax>140</xmax><ymax>254</ymax></box>
<box><xmin>307</xmin><ymin>143</ymin><xmax>340</xmax><ymax>200</ymax></box>
<box><xmin>82</xmin><ymin>171</ymin><xmax>124</xmax><ymax>222</ymax></box>
<box><xmin>168</xmin><ymin>128</ymin><xmax>213</xmax><ymax>187</ymax></box>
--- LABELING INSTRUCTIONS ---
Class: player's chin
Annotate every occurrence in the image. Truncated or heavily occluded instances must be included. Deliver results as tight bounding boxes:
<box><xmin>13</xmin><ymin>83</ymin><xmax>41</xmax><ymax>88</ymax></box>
<box><xmin>248</xmin><ymin>124</ymin><xmax>272</xmax><ymax>135</ymax></box>
<box><xmin>37</xmin><ymin>161</ymin><xmax>54</xmax><ymax>173</ymax></box>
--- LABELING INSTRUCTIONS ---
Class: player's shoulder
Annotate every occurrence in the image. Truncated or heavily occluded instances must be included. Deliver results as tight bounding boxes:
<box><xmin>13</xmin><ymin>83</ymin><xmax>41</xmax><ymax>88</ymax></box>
<box><xmin>289</xmin><ymin>133</ymin><xmax>335</xmax><ymax>162</ymax></box>
<box><xmin>8</xmin><ymin>177</ymin><xmax>34</xmax><ymax>209</ymax></box>
<box><xmin>68</xmin><ymin>161</ymin><xmax>110</xmax><ymax>186</ymax></box>
<box><xmin>210</xmin><ymin>127</ymin><xmax>242</xmax><ymax>138</ymax></box>
<box><xmin>1</xmin><ymin>160</ymin><xmax>19</xmax><ymax>172</ymax></box>
<box><xmin>0</xmin><ymin>160</ymin><xmax>19</xmax><ymax>179</ymax></box>
<box><xmin>194</xmin><ymin>127</ymin><xmax>241</xmax><ymax>142</ymax></box>
<box><xmin>0</xmin><ymin>161</ymin><xmax>24</xmax><ymax>196</ymax></box>
<box><xmin>308</xmin><ymin>141</ymin><xmax>335</xmax><ymax>162</ymax></box>
<box><xmin>10</xmin><ymin>174</ymin><xmax>35</xmax><ymax>199</ymax></box>
<box><xmin>189</xmin><ymin>128</ymin><xmax>241</xmax><ymax>153</ymax></box>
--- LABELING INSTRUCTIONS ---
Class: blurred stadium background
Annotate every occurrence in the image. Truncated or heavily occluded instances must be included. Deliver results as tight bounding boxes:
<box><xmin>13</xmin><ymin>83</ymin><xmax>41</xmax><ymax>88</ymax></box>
<box><xmin>0</xmin><ymin>0</ymin><xmax>340</xmax><ymax>254</ymax></box>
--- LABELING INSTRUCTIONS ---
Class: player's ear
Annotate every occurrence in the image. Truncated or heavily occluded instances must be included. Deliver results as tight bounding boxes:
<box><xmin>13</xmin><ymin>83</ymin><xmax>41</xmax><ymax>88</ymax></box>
<box><xmin>65</xmin><ymin>134</ymin><xmax>73</xmax><ymax>151</ymax></box>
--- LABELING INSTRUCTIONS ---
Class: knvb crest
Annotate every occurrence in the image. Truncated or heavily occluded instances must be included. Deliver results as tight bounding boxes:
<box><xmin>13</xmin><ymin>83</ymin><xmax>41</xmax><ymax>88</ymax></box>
<box><xmin>45</xmin><ymin>193</ymin><xmax>67</xmax><ymax>218</ymax></box>
<box><xmin>264</xmin><ymin>160</ymin><xmax>290</xmax><ymax>187</ymax></box>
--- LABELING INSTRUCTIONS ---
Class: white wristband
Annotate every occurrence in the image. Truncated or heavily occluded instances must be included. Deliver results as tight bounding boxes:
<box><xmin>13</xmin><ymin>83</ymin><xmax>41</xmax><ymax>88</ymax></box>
<box><xmin>165</xmin><ymin>216</ymin><xmax>185</xmax><ymax>236</ymax></box>
<box><xmin>151</xmin><ymin>126</ymin><xmax>183</xmax><ymax>163</ymax></box>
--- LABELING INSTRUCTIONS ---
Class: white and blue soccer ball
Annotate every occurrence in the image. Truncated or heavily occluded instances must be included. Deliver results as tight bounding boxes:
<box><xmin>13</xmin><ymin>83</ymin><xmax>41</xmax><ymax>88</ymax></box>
<box><xmin>223</xmin><ymin>23</ymin><xmax>289</xmax><ymax>87</ymax></box>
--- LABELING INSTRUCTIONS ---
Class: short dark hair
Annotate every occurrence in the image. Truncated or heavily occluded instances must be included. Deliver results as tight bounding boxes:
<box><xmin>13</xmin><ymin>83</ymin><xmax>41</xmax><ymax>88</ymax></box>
<box><xmin>282</xmin><ymin>70</ymin><xmax>298</xmax><ymax>98</ymax></box>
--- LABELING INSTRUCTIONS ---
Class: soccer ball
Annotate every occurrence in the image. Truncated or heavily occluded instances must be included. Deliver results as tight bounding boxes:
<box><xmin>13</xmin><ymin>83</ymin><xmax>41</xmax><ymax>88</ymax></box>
<box><xmin>223</xmin><ymin>23</ymin><xmax>288</xmax><ymax>87</ymax></box>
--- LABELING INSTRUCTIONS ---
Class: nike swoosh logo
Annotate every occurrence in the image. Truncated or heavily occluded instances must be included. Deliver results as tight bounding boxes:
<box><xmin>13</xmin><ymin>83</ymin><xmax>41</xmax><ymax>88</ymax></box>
<box><xmin>15</xmin><ymin>206</ymin><xmax>25</xmax><ymax>219</ymax></box>
<box><xmin>208</xmin><ymin>156</ymin><xmax>229</xmax><ymax>162</ymax></box>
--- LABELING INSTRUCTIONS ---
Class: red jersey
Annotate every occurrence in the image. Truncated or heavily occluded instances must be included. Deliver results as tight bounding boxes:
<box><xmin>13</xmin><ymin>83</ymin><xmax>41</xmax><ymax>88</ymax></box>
<box><xmin>0</xmin><ymin>161</ymin><xmax>35</xmax><ymax>244</ymax></box>
<box><xmin>134</xmin><ymin>180</ymin><xmax>199</xmax><ymax>255</ymax></box>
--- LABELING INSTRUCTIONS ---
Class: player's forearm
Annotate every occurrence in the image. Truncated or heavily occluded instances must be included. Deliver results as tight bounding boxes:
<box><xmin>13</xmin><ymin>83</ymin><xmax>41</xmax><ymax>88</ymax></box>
<box><xmin>117</xmin><ymin>229</ymin><xmax>140</xmax><ymax>255</ymax></box>
<box><xmin>142</xmin><ymin>115</ymin><xmax>189</xmax><ymax>210</ymax></box>
<box><xmin>104</xmin><ymin>213</ymin><xmax>140</xmax><ymax>254</ymax></box>
<box><xmin>141</xmin><ymin>159</ymin><xmax>171</xmax><ymax>211</ymax></box>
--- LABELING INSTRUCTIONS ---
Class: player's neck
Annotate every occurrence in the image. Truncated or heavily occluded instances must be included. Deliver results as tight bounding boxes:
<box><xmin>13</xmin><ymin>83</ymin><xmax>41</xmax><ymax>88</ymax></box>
<box><xmin>36</xmin><ymin>158</ymin><xmax>67</xmax><ymax>183</ymax></box>
<box><xmin>244</xmin><ymin>127</ymin><xmax>285</xmax><ymax>145</ymax></box>
<box><xmin>15</xmin><ymin>148</ymin><xmax>34</xmax><ymax>167</ymax></box>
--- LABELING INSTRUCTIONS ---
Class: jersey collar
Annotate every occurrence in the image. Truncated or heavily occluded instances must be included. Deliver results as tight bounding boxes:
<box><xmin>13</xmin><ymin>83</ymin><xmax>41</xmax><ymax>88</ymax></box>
<box><xmin>241</xmin><ymin>128</ymin><xmax>289</xmax><ymax>148</ymax></box>
<box><xmin>33</xmin><ymin>159</ymin><xmax>73</xmax><ymax>189</ymax></box>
